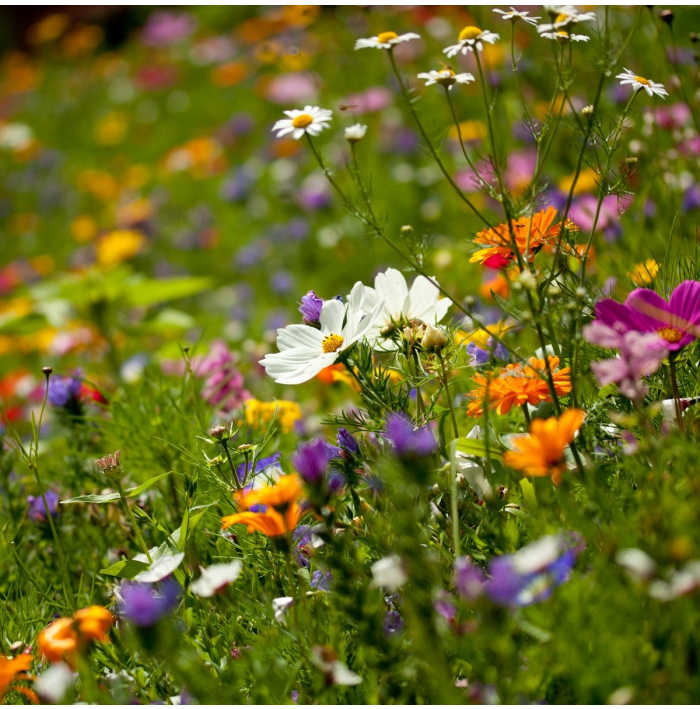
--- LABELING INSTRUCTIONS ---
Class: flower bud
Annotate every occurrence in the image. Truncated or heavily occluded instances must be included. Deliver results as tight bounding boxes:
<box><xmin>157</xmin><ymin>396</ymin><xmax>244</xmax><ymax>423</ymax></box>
<box><xmin>344</xmin><ymin>123</ymin><xmax>367</xmax><ymax>143</ymax></box>
<box><xmin>422</xmin><ymin>324</ymin><xmax>448</xmax><ymax>352</ymax></box>
<box><xmin>96</xmin><ymin>450</ymin><xmax>121</xmax><ymax>475</ymax></box>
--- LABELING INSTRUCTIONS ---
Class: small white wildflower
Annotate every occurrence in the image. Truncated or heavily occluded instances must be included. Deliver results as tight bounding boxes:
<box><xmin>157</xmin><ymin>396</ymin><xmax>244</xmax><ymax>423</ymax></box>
<box><xmin>371</xmin><ymin>554</ymin><xmax>407</xmax><ymax>592</ymax></box>
<box><xmin>615</xmin><ymin>548</ymin><xmax>657</xmax><ymax>581</ymax></box>
<box><xmin>354</xmin><ymin>31</ymin><xmax>420</xmax><ymax>50</ymax></box>
<box><xmin>35</xmin><ymin>663</ymin><xmax>76</xmax><ymax>704</ymax></box>
<box><xmin>443</xmin><ymin>26</ymin><xmax>500</xmax><ymax>58</ymax></box>
<box><xmin>272</xmin><ymin>106</ymin><xmax>333</xmax><ymax>140</ymax></box>
<box><xmin>190</xmin><ymin>560</ymin><xmax>242</xmax><ymax>597</ymax></box>
<box><xmin>272</xmin><ymin>596</ymin><xmax>294</xmax><ymax>623</ymax></box>
<box><xmin>417</xmin><ymin>68</ymin><xmax>475</xmax><ymax>90</ymax></box>
<box><xmin>344</xmin><ymin>123</ymin><xmax>368</xmax><ymax>143</ymax></box>
<box><xmin>539</xmin><ymin>30</ymin><xmax>590</xmax><ymax>42</ymax></box>
<box><xmin>539</xmin><ymin>8</ymin><xmax>597</xmax><ymax>33</ymax></box>
<box><xmin>492</xmin><ymin>8</ymin><xmax>540</xmax><ymax>26</ymax></box>
<box><xmin>616</xmin><ymin>68</ymin><xmax>669</xmax><ymax>99</ymax></box>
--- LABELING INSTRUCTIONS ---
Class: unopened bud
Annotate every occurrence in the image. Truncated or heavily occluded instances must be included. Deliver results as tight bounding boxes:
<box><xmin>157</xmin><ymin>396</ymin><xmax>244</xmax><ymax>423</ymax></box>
<box><xmin>422</xmin><ymin>324</ymin><xmax>448</xmax><ymax>352</ymax></box>
<box><xmin>690</xmin><ymin>32</ymin><xmax>698</xmax><ymax>43</ymax></box>
<box><xmin>344</xmin><ymin>123</ymin><xmax>367</xmax><ymax>143</ymax></box>
<box><xmin>625</xmin><ymin>156</ymin><xmax>638</xmax><ymax>167</ymax></box>
<box><xmin>659</xmin><ymin>9</ymin><xmax>673</xmax><ymax>24</ymax></box>
<box><xmin>210</xmin><ymin>425</ymin><xmax>227</xmax><ymax>440</ymax></box>
<box><xmin>96</xmin><ymin>450</ymin><xmax>121</xmax><ymax>474</ymax></box>
<box><xmin>581</xmin><ymin>104</ymin><xmax>594</xmax><ymax>117</ymax></box>
<box><xmin>42</xmin><ymin>366</ymin><xmax>53</xmax><ymax>376</ymax></box>
<box><xmin>400</xmin><ymin>225</ymin><xmax>413</xmax><ymax>235</ymax></box>
<box><xmin>575</xmin><ymin>286</ymin><xmax>587</xmax><ymax>299</ymax></box>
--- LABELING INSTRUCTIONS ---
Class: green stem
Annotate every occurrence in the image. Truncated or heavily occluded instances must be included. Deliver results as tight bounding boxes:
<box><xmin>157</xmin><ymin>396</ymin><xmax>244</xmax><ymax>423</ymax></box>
<box><xmin>669</xmin><ymin>354</ymin><xmax>685</xmax><ymax>433</ymax></box>
<box><xmin>115</xmin><ymin>478</ymin><xmax>153</xmax><ymax>563</ymax></box>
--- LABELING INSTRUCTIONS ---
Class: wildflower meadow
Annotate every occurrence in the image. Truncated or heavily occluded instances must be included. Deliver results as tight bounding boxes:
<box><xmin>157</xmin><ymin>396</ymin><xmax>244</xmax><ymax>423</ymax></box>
<box><xmin>2</xmin><ymin>4</ymin><xmax>700</xmax><ymax>704</ymax></box>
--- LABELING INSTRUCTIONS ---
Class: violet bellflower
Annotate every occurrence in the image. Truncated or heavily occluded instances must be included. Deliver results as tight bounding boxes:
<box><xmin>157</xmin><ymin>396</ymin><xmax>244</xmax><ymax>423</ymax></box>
<box><xmin>47</xmin><ymin>373</ymin><xmax>82</xmax><ymax>408</ymax></box>
<box><xmin>384</xmin><ymin>412</ymin><xmax>437</xmax><ymax>459</ymax></box>
<box><xmin>117</xmin><ymin>577</ymin><xmax>180</xmax><ymax>627</ymax></box>
<box><xmin>299</xmin><ymin>290</ymin><xmax>323</xmax><ymax>326</ymax></box>
<box><xmin>292</xmin><ymin>438</ymin><xmax>339</xmax><ymax>486</ymax></box>
<box><xmin>590</xmin><ymin>280</ymin><xmax>700</xmax><ymax>351</ymax></box>
<box><xmin>27</xmin><ymin>490</ymin><xmax>60</xmax><ymax>522</ymax></box>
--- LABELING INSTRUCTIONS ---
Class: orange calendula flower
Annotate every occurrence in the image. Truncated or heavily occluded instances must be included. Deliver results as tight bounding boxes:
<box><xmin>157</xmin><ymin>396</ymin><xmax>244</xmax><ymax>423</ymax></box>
<box><xmin>466</xmin><ymin>356</ymin><xmax>571</xmax><ymax>417</ymax></box>
<box><xmin>471</xmin><ymin>207</ymin><xmax>580</xmax><ymax>268</ymax></box>
<box><xmin>222</xmin><ymin>474</ymin><xmax>302</xmax><ymax>537</ymax></box>
<box><xmin>503</xmin><ymin>408</ymin><xmax>585</xmax><ymax>485</ymax></box>
<box><xmin>0</xmin><ymin>654</ymin><xmax>36</xmax><ymax>704</ymax></box>
<box><xmin>38</xmin><ymin>606</ymin><xmax>114</xmax><ymax>664</ymax></box>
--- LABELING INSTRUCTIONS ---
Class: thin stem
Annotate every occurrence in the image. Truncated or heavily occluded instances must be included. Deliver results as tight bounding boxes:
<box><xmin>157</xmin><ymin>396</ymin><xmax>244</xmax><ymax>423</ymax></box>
<box><xmin>669</xmin><ymin>354</ymin><xmax>685</xmax><ymax>433</ymax></box>
<box><xmin>115</xmin><ymin>478</ymin><xmax>153</xmax><ymax>563</ymax></box>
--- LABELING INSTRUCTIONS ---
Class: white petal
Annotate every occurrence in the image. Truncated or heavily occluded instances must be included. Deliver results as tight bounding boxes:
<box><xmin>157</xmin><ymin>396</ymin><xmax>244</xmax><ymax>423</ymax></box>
<box><xmin>320</xmin><ymin>298</ymin><xmax>346</xmax><ymax>334</ymax></box>
<box><xmin>277</xmin><ymin>324</ymin><xmax>324</xmax><ymax>351</ymax></box>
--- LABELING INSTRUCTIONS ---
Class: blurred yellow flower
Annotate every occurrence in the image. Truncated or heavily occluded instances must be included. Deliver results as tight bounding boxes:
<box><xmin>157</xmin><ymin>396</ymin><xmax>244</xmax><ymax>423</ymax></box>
<box><xmin>95</xmin><ymin>111</ymin><xmax>128</xmax><ymax>146</ymax></box>
<box><xmin>282</xmin><ymin>5</ymin><xmax>320</xmax><ymax>27</ymax></box>
<box><xmin>60</xmin><ymin>24</ymin><xmax>104</xmax><ymax>59</ymax></box>
<box><xmin>629</xmin><ymin>259</ymin><xmax>660</xmax><ymax>286</ymax></box>
<box><xmin>27</xmin><ymin>13</ymin><xmax>70</xmax><ymax>44</ymax></box>
<box><xmin>76</xmin><ymin>170</ymin><xmax>120</xmax><ymax>202</ymax></box>
<box><xmin>448</xmin><ymin>120</ymin><xmax>486</xmax><ymax>143</ymax></box>
<box><xmin>244</xmin><ymin>398</ymin><xmax>302</xmax><ymax>434</ymax></box>
<box><xmin>96</xmin><ymin>229</ymin><xmax>145</xmax><ymax>268</ymax></box>
<box><xmin>71</xmin><ymin>215</ymin><xmax>99</xmax><ymax>242</ymax></box>
<box><xmin>558</xmin><ymin>167</ymin><xmax>599</xmax><ymax>195</ymax></box>
<box><xmin>29</xmin><ymin>254</ymin><xmax>54</xmax><ymax>276</ymax></box>
<box><xmin>211</xmin><ymin>61</ymin><xmax>249</xmax><ymax>87</ymax></box>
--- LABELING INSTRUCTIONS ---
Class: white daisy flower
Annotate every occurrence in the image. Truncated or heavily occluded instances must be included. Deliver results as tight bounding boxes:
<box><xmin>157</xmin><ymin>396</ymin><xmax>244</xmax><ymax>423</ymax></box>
<box><xmin>190</xmin><ymin>560</ymin><xmax>242</xmax><ymax>597</ymax></box>
<box><xmin>616</xmin><ymin>68</ymin><xmax>669</xmax><ymax>99</ymax></box>
<box><xmin>272</xmin><ymin>106</ymin><xmax>332</xmax><ymax>140</ymax></box>
<box><xmin>354</xmin><ymin>31</ymin><xmax>421</xmax><ymax>50</ymax></box>
<box><xmin>492</xmin><ymin>8</ymin><xmax>540</xmax><ymax>26</ymax></box>
<box><xmin>443</xmin><ymin>26</ymin><xmax>500</xmax><ymax>58</ymax></box>
<box><xmin>539</xmin><ymin>30</ymin><xmax>590</xmax><ymax>42</ymax></box>
<box><xmin>538</xmin><ymin>8</ymin><xmax>596</xmax><ymax>33</ymax></box>
<box><xmin>417</xmin><ymin>68</ymin><xmax>475</xmax><ymax>90</ymax></box>
<box><xmin>259</xmin><ymin>282</ymin><xmax>385</xmax><ymax>385</ymax></box>
<box><xmin>352</xmin><ymin>267</ymin><xmax>451</xmax><ymax>351</ymax></box>
<box><xmin>344</xmin><ymin>123</ymin><xmax>368</xmax><ymax>143</ymax></box>
<box><xmin>370</xmin><ymin>554</ymin><xmax>408</xmax><ymax>592</ymax></box>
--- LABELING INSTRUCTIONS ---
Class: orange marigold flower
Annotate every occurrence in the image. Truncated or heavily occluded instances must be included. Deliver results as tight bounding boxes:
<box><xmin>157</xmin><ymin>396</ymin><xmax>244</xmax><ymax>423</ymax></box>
<box><xmin>222</xmin><ymin>474</ymin><xmax>302</xmax><ymax>537</ymax></box>
<box><xmin>38</xmin><ymin>606</ymin><xmax>114</xmax><ymax>664</ymax></box>
<box><xmin>471</xmin><ymin>207</ymin><xmax>580</xmax><ymax>267</ymax></box>
<box><xmin>465</xmin><ymin>356</ymin><xmax>571</xmax><ymax>417</ymax></box>
<box><xmin>503</xmin><ymin>408</ymin><xmax>585</xmax><ymax>485</ymax></box>
<box><xmin>0</xmin><ymin>654</ymin><xmax>36</xmax><ymax>704</ymax></box>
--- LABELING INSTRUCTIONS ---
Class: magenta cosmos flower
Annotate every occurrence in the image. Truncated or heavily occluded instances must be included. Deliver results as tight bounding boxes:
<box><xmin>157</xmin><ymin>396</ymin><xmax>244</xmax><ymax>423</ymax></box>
<box><xmin>592</xmin><ymin>280</ymin><xmax>700</xmax><ymax>351</ymax></box>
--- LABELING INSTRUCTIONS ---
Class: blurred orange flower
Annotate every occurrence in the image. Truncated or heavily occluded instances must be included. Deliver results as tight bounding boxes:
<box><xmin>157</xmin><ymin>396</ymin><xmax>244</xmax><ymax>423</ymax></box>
<box><xmin>38</xmin><ymin>606</ymin><xmax>114</xmax><ymax>664</ymax></box>
<box><xmin>503</xmin><ymin>408</ymin><xmax>585</xmax><ymax>484</ymax></box>
<box><xmin>0</xmin><ymin>653</ymin><xmax>36</xmax><ymax>704</ymax></box>
<box><xmin>222</xmin><ymin>474</ymin><xmax>302</xmax><ymax>537</ymax></box>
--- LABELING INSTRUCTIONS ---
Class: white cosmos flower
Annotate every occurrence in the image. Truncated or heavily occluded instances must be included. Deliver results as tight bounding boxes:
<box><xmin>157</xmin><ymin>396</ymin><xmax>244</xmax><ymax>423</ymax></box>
<box><xmin>352</xmin><ymin>267</ymin><xmax>451</xmax><ymax>351</ymax></box>
<box><xmin>539</xmin><ymin>30</ymin><xmax>590</xmax><ymax>42</ymax></box>
<box><xmin>272</xmin><ymin>106</ymin><xmax>332</xmax><ymax>140</ymax></box>
<box><xmin>443</xmin><ymin>26</ymin><xmax>500</xmax><ymax>57</ymax></box>
<box><xmin>354</xmin><ymin>31</ymin><xmax>420</xmax><ymax>50</ymax></box>
<box><xmin>417</xmin><ymin>68</ymin><xmax>475</xmax><ymax>90</ymax></box>
<box><xmin>190</xmin><ymin>560</ymin><xmax>242</xmax><ymax>597</ymax></box>
<box><xmin>493</xmin><ymin>8</ymin><xmax>540</xmax><ymax>26</ymax></box>
<box><xmin>260</xmin><ymin>282</ymin><xmax>385</xmax><ymax>385</ymax></box>
<box><xmin>616</xmin><ymin>68</ymin><xmax>669</xmax><ymax>99</ymax></box>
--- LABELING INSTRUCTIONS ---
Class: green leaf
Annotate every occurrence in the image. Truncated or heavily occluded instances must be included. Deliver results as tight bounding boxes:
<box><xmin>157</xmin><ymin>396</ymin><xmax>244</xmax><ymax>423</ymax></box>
<box><xmin>125</xmin><ymin>276</ymin><xmax>212</xmax><ymax>307</ymax></box>
<box><xmin>519</xmin><ymin>478</ymin><xmax>538</xmax><ymax>509</ymax></box>
<box><xmin>125</xmin><ymin>472</ymin><xmax>172</xmax><ymax>497</ymax></box>
<box><xmin>61</xmin><ymin>492</ymin><xmax>121</xmax><ymax>505</ymax></box>
<box><xmin>456</xmin><ymin>437</ymin><xmax>502</xmax><ymax>460</ymax></box>
<box><xmin>100</xmin><ymin>558</ymin><xmax>149</xmax><ymax>578</ymax></box>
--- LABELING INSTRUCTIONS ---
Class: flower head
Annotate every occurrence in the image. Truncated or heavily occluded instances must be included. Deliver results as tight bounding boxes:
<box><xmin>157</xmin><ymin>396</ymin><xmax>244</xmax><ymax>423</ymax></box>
<box><xmin>47</xmin><ymin>372</ymin><xmax>82</xmax><ymax>407</ymax></box>
<box><xmin>417</xmin><ymin>68</ymin><xmax>475</xmax><ymax>90</ymax></box>
<box><xmin>0</xmin><ymin>654</ymin><xmax>35</xmax><ymax>704</ymax></box>
<box><xmin>222</xmin><ymin>474</ymin><xmax>303</xmax><ymax>537</ymax></box>
<box><xmin>298</xmin><ymin>290</ymin><xmax>323</xmax><ymax>325</ymax></box>
<box><xmin>190</xmin><ymin>560</ymin><xmax>242</xmax><ymax>597</ymax></box>
<box><xmin>27</xmin><ymin>490</ymin><xmax>60</xmax><ymax>522</ymax></box>
<box><xmin>292</xmin><ymin>438</ymin><xmax>338</xmax><ymax>485</ymax></box>
<box><xmin>354</xmin><ymin>31</ymin><xmax>420</xmax><ymax>50</ymax></box>
<box><xmin>38</xmin><ymin>606</ymin><xmax>114</xmax><ymax>664</ymax></box>
<box><xmin>344</xmin><ymin>123</ymin><xmax>368</xmax><ymax>143</ymax></box>
<box><xmin>384</xmin><ymin>412</ymin><xmax>437</xmax><ymax>459</ymax></box>
<box><xmin>590</xmin><ymin>280</ymin><xmax>700</xmax><ymax>351</ymax></box>
<box><xmin>539</xmin><ymin>30</ymin><xmax>590</xmax><ymax>42</ymax></box>
<box><xmin>260</xmin><ymin>282</ymin><xmax>384</xmax><ymax>384</ymax></box>
<box><xmin>503</xmin><ymin>409</ymin><xmax>585</xmax><ymax>485</ymax></box>
<box><xmin>272</xmin><ymin>106</ymin><xmax>332</xmax><ymax>140</ymax></box>
<box><xmin>616</xmin><ymin>68</ymin><xmax>668</xmax><ymax>99</ymax></box>
<box><xmin>539</xmin><ymin>8</ymin><xmax>596</xmax><ymax>32</ymax></box>
<box><xmin>117</xmin><ymin>578</ymin><xmax>180</xmax><ymax>627</ymax></box>
<box><xmin>493</xmin><ymin>8</ymin><xmax>540</xmax><ymax>25</ymax></box>
<box><xmin>443</xmin><ymin>26</ymin><xmax>500</xmax><ymax>57</ymax></box>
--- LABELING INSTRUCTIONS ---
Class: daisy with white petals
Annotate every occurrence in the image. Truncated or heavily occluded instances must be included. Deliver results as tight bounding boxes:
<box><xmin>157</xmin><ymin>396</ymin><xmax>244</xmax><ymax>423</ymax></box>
<box><xmin>539</xmin><ymin>30</ymin><xmax>590</xmax><ymax>42</ymax></box>
<box><xmin>538</xmin><ymin>7</ymin><xmax>596</xmax><ymax>33</ymax></box>
<box><xmin>443</xmin><ymin>26</ymin><xmax>500</xmax><ymax>58</ymax></box>
<box><xmin>417</xmin><ymin>68</ymin><xmax>475</xmax><ymax>90</ymax></box>
<box><xmin>272</xmin><ymin>106</ymin><xmax>332</xmax><ymax>140</ymax></box>
<box><xmin>351</xmin><ymin>267</ymin><xmax>451</xmax><ymax>351</ymax></box>
<box><xmin>616</xmin><ymin>68</ymin><xmax>669</xmax><ymax>99</ymax></box>
<box><xmin>354</xmin><ymin>31</ymin><xmax>420</xmax><ymax>51</ymax></box>
<box><xmin>493</xmin><ymin>8</ymin><xmax>540</xmax><ymax>26</ymax></box>
<box><xmin>260</xmin><ymin>282</ymin><xmax>385</xmax><ymax>385</ymax></box>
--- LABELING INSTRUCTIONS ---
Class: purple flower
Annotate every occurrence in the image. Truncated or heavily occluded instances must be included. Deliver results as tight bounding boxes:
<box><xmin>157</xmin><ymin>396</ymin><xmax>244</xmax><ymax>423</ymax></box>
<box><xmin>299</xmin><ymin>290</ymin><xmax>323</xmax><ymax>326</ymax></box>
<box><xmin>27</xmin><ymin>490</ymin><xmax>60</xmax><ymax>522</ymax></box>
<box><xmin>47</xmin><ymin>373</ymin><xmax>82</xmax><ymax>407</ymax></box>
<box><xmin>292</xmin><ymin>438</ymin><xmax>338</xmax><ymax>486</ymax></box>
<box><xmin>118</xmin><ymin>578</ymin><xmax>180</xmax><ymax>627</ymax></box>
<box><xmin>586</xmin><ymin>329</ymin><xmax>668</xmax><ymax>401</ymax></box>
<box><xmin>454</xmin><ymin>556</ymin><xmax>486</xmax><ymax>601</ymax></box>
<box><xmin>236</xmin><ymin>452</ymin><xmax>281</xmax><ymax>484</ymax></box>
<box><xmin>384</xmin><ymin>413</ymin><xmax>437</xmax><ymax>459</ymax></box>
<box><xmin>337</xmin><ymin>428</ymin><xmax>358</xmax><ymax>456</ymax></box>
<box><xmin>293</xmin><ymin>524</ymin><xmax>313</xmax><ymax>568</ymax></box>
<box><xmin>310</xmin><ymin>570</ymin><xmax>333</xmax><ymax>591</ymax></box>
<box><xmin>197</xmin><ymin>340</ymin><xmax>250</xmax><ymax>413</ymax></box>
<box><xmin>271</xmin><ymin>270</ymin><xmax>294</xmax><ymax>295</ymax></box>
<box><xmin>485</xmin><ymin>534</ymin><xmax>581</xmax><ymax>607</ymax></box>
<box><xmin>590</xmin><ymin>280</ymin><xmax>700</xmax><ymax>351</ymax></box>
<box><xmin>383</xmin><ymin>609</ymin><xmax>404</xmax><ymax>636</ymax></box>
<box><xmin>141</xmin><ymin>11</ymin><xmax>196</xmax><ymax>47</ymax></box>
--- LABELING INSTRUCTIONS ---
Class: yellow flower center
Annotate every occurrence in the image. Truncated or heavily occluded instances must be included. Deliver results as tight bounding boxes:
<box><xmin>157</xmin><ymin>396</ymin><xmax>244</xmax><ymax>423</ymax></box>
<box><xmin>658</xmin><ymin>327</ymin><xmax>683</xmax><ymax>343</ymax></box>
<box><xmin>555</xmin><ymin>12</ymin><xmax>570</xmax><ymax>24</ymax></box>
<box><xmin>292</xmin><ymin>113</ymin><xmax>313</xmax><ymax>128</ymax></box>
<box><xmin>555</xmin><ymin>30</ymin><xmax>570</xmax><ymax>39</ymax></box>
<box><xmin>322</xmin><ymin>333</ymin><xmax>344</xmax><ymax>353</ymax></box>
<box><xmin>458</xmin><ymin>26</ymin><xmax>482</xmax><ymax>41</ymax></box>
<box><xmin>634</xmin><ymin>76</ymin><xmax>650</xmax><ymax>86</ymax></box>
<box><xmin>377</xmin><ymin>31</ymin><xmax>398</xmax><ymax>44</ymax></box>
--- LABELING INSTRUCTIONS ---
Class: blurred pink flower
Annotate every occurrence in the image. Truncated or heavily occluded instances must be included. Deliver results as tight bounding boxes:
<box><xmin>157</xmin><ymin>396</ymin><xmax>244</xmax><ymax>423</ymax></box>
<box><xmin>265</xmin><ymin>73</ymin><xmax>319</xmax><ymax>105</ymax></box>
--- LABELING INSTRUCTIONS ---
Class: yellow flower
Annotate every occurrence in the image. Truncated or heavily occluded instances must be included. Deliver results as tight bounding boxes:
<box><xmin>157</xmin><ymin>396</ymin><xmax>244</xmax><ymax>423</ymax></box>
<box><xmin>244</xmin><ymin>398</ymin><xmax>302</xmax><ymax>434</ymax></box>
<box><xmin>629</xmin><ymin>259</ymin><xmax>660</xmax><ymax>286</ymax></box>
<box><xmin>27</xmin><ymin>13</ymin><xmax>70</xmax><ymax>44</ymax></box>
<box><xmin>558</xmin><ymin>167</ymin><xmax>599</xmax><ymax>195</ymax></box>
<box><xmin>71</xmin><ymin>215</ymin><xmax>98</xmax><ymax>242</ymax></box>
<box><xmin>95</xmin><ymin>111</ymin><xmax>128</xmax><ymax>146</ymax></box>
<box><xmin>95</xmin><ymin>229</ymin><xmax>145</xmax><ymax>268</ymax></box>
